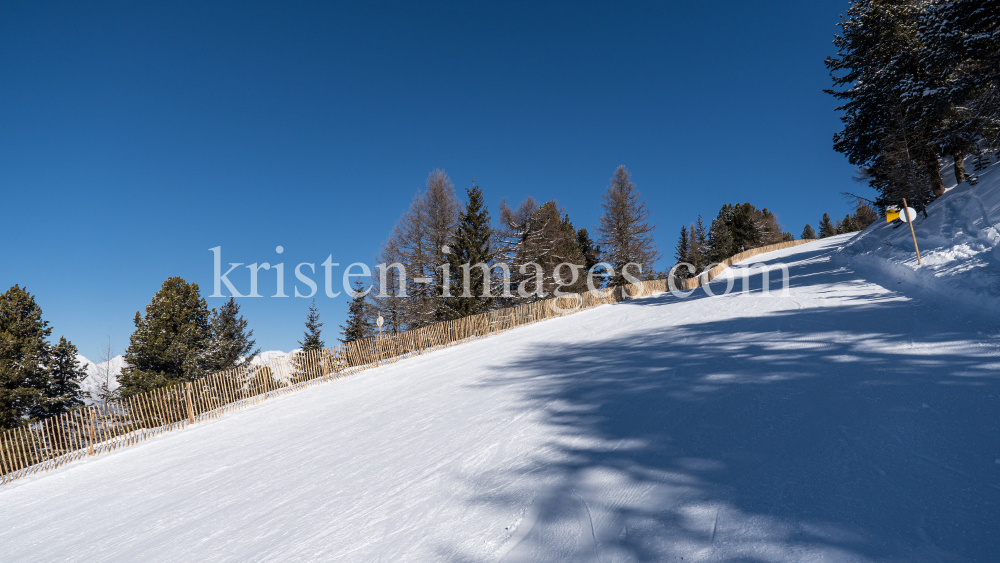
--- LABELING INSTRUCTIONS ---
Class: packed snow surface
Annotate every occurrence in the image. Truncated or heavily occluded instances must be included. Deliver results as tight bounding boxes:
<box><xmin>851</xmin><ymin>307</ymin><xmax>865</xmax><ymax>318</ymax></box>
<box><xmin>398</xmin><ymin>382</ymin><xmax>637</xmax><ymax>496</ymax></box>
<box><xmin>3</xmin><ymin>237</ymin><xmax>999</xmax><ymax>562</ymax></box>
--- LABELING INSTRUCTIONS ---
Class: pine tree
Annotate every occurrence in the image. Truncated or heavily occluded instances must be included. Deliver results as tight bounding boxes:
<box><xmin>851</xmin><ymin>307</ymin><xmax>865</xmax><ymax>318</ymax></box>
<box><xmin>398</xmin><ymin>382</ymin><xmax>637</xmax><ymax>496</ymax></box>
<box><xmin>801</xmin><ymin>224</ymin><xmax>816</xmax><ymax>240</ymax></box>
<box><xmin>673</xmin><ymin>225</ymin><xmax>692</xmax><ymax>279</ymax></box>
<box><xmin>918</xmin><ymin>0</ymin><xmax>1000</xmax><ymax>178</ymax></box>
<box><xmin>597</xmin><ymin>165</ymin><xmax>660</xmax><ymax>287</ymax></box>
<box><xmin>576</xmin><ymin>228</ymin><xmax>601</xmax><ymax>273</ymax></box>
<box><xmin>205</xmin><ymin>297</ymin><xmax>258</xmax><ymax>372</ymax></box>
<box><xmin>497</xmin><ymin>199</ymin><xmax>587</xmax><ymax>301</ymax></box>
<box><xmin>707</xmin><ymin>218</ymin><xmax>735</xmax><ymax>264</ymax></box>
<box><xmin>300</xmin><ymin>299</ymin><xmax>325</xmax><ymax>351</ymax></box>
<box><xmin>0</xmin><ymin>285</ymin><xmax>52</xmax><ymax>429</ymax></box>
<box><xmin>41</xmin><ymin>336</ymin><xmax>87</xmax><ymax>417</ymax></box>
<box><xmin>693</xmin><ymin>216</ymin><xmax>708</xmax><ymax>271</ymax></box>
<box><xmin>443</xmin><ymin>183</ymin><xmax>494</xmax><ymax>319</ymax></box>
<box><xmin>819</xmin><ymin>213</ymin><xmax>837</xmax><ymax>238</ymax></box>
<box><xmin>853</xmin><ymin>203</ymin><xmax>879</xmax><ymax>230</ymax></box>
<box><xmin>118</xmin><ymin>277</ymin><xmax>212</xmax><ymax>397</ymax></box>
<box><xmin>826</xmin><ymin>0</ymin><xmax>949</xmax><ymax>203</ymax></box>
<box><xmin>340</xmin><ymin>282</ymin><xmax>374</xmax><ymax>343</ymax></box>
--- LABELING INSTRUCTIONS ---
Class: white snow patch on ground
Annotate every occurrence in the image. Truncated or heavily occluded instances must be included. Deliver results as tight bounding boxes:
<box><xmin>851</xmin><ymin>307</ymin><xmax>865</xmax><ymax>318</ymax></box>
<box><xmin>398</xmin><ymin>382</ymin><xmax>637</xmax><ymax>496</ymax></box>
<box><xmin>837</xmin><ymin>159</ymin><xmax>1000</xmax><ymax>312</ymax></box>
<box><xmin>3</xmin><ymin>238</ymin><xmax>999</xmax><ymax>561</ymax></box>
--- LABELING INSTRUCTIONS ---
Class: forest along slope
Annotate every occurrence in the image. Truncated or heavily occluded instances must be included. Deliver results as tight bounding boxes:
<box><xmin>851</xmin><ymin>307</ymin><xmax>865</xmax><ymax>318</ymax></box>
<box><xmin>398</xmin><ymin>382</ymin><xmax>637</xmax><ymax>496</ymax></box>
<box><xmin>0</xmin><ymin>235</ymin><xmax>998</xmax><ymax>562</ymax></box>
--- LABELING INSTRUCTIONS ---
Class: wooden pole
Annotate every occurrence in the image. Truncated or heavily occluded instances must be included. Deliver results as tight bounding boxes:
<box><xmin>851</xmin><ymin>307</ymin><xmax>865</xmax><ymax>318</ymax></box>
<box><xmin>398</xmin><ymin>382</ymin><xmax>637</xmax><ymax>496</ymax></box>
<box><xmin>185</xmin><ymin>382</ymin><xmax>196</xmax><ymax>425</ymax></box>
<box><xmin>87</xmin><ymin>408</ymin><xmax>96</xmax><ymax>456</ymax></box>
<box><xmin>902</xmin><ymin>198</ymin><xmax>922</xmax><ymax>265</ymax></box>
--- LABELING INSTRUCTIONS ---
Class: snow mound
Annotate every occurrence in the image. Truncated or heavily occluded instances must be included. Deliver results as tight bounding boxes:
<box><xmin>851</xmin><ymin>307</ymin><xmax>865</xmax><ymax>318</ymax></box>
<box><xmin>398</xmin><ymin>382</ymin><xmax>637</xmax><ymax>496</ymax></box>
<box><xmin>837</xmin><ymin>159</ymin><xmax>1000</xmax><ymax>312</ymax></box>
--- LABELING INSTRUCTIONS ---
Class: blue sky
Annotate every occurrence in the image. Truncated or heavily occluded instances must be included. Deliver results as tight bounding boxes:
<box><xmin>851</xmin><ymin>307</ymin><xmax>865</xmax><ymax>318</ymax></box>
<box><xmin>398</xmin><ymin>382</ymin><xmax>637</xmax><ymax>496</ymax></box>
<box><xmin>1</xmin><ymin>0</ymin><xmax>864</xmax><ymax>359</ymax></box>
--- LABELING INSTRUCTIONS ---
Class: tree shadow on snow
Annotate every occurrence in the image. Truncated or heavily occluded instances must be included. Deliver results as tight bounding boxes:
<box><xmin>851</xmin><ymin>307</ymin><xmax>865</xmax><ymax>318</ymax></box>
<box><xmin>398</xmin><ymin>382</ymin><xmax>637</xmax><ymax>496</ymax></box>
<box><xmin>445</xmin><ymin>246</ymin><xmax>1000</xmax><ymax>562</ymax></box>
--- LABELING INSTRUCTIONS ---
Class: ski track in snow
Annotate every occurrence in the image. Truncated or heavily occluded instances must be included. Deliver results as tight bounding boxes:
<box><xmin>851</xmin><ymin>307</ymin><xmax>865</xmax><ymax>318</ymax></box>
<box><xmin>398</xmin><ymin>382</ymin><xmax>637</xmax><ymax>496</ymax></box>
<box><xmin>2</xmin><ymin>236</ymin><xmax>999</xmax><ymax>562</ymax></box>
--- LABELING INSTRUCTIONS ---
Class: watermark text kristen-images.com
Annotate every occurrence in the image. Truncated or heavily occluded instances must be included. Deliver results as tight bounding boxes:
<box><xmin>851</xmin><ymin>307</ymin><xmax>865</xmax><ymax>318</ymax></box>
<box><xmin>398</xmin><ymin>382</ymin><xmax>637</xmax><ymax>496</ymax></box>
<box><xmin>208</xmin><ymin>247</ymin><xmax>791</xmax><ymax>302</ymax></box>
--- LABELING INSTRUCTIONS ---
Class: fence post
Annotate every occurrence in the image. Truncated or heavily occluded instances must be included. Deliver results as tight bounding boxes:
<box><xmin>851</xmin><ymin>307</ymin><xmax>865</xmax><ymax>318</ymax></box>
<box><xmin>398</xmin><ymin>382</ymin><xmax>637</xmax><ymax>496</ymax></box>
<box><xmin>185</xmin><ymin>382</ymin><xmax>195</xmax><ymax>425</ymax></box>
<box><xmin>87</xmin><ymin>409</ymin><xmax>96</xmax><ymax>456</ymax></box>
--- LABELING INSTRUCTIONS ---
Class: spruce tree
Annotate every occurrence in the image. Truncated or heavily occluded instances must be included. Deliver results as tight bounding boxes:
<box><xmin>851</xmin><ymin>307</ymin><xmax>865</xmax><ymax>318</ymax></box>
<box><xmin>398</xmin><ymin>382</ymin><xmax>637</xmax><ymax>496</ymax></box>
<box><xmin>801</xmin><ymin>224</ymin><xmax>816</xmax><ymax>240</ymax></box>
<box><xmin>0</xmin><ymin>285</ymin><xmax>52</xmax><ymax>429</ymax></box>
<box><xmin>673</xmin><ymin>225</ymin><xmax>692</xmax><ymax>279</ymax></box>
<box><xmin>707</xmin><ymin>218</ymin><xmax>735</xmax><ymax>264</ymax></box>
<box><xmin>819</xmin><ymin>213</ymin><xmax>837</xmax><ymax>238</ymax></box>
<box><xmin>443</xmin><ymin>183</ymin><xmax>494</xmax><ymax>319</ymax></box>
<box><xmin>300</xmin><ymin>299</ymin><xmax>325</xmax><ymax>351</ymax></box>
<box><xmin>340</xmin><ymin>282</ymin><xmax>374</xmax><ymax>343</ymax></box>
<box><xmin>576</xmin><ymin>228</ymin><xmax>601</xmax><ymax>273</ymax></box>
<box><xmin>596</xmin><ymin>166</ymin><xmax>660</xmax><ymax>287</ymax></box>
<box><xmin>205</xmin><ymin>297</ymin><xmax>259</xmax><ymax>372</ymax></box>
<box><xmin>41</xmin><ymin>336</ymin><xmax>87</xmax><ymax>417</ymax></box>
<box><xmin>118</xmin><ymin>277</ymin><xmax>212</xmax><ymax>396</ymax></box>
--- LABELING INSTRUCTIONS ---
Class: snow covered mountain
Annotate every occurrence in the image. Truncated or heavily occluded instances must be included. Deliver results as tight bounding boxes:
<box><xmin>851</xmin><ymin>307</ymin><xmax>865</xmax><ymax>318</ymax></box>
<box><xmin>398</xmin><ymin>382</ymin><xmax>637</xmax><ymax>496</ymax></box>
<box><xmin>3</xmin><ymin>237</ymin><xmax>998</xmax><ymax>562</ymax></box>
<box><xmin>74</xmin><ymin>354</ymin><xmax>125</xmax><ymax>404</ymax></box>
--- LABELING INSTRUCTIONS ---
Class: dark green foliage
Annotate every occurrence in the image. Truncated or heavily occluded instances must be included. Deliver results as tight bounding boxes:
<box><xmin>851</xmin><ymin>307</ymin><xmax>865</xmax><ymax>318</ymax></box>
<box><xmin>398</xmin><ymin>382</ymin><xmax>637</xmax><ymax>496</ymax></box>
<box><xmin>0</xmin><ymin>286</ymin><xmax>87</xmax><ymax>428</ymax></box>
<box><xmin>205</xmin><ymin>297</ymin><xmax>259</xmax><ymax>372</ymax></box>
<box><xmin>801</xmin><ymin>224</ymin><xmax>816</xmax><ymax>240</ymax></box>
<box><xmin>673</xmin><ymin>226</ymin><xmax>693</xmax><ymax>280</ymax></box>
<box><xmin>782</xmin><ymin>232</ymin><xmax>795</xmax><ymax>242</ymax></box>
<box><xmin>340</xmin><ymin>283</ymin><xmax>373</xmax><ymax>344</ymax></box>
<box><xmin>300</xmin><ymin>299</ymin><xmax>326</xmax><ymax>351</ymax></box>
<box><xmin>119</xmin><ymin>277</ymin><xmax>213</xmax><ymax>396</ymax></box>
<box><xmin>576</xmin><ymin>228</ymin><xmax>600</xmax><ymax>272</ymax></box>
<box><xmin>819</xmin><ymin>214</ymin><xmax>837</xmax><ymax>238</ymax></box>
<box><xmin>706</xmin><ymin>218</ymin><xmax>734</xmax><ymax>264</ymax></box>
<box><xmin>40</xmin><ymin>336</ymin><xmax>87</xmax><ymax>418</ymax></box>
<box><xmin>443</xmin><ymin>183</ymin><xmax>495</xmax><ymax>319</ymax></box>
<box><xmin>0</xmin><ymin>286</ymin><xmax>53</xmax><ymax>429</ymax></box>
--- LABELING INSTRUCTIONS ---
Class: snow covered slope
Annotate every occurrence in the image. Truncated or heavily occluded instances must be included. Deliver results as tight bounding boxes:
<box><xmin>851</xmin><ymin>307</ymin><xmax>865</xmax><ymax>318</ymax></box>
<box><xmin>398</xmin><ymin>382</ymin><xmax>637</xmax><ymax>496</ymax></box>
<box><xmin>2</xmin><ymin>238</ymin><xmax>999</xmax><ymax>562</ymax></box>
<box><xmin>838</xmin><ymin>159</ymin><xmax>1000</xmax><ymax>312</ymax></box>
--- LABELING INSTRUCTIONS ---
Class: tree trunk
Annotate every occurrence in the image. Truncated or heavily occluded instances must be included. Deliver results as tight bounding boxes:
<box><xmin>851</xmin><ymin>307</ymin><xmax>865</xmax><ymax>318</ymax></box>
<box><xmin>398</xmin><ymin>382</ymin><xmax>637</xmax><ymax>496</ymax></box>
<box><xmin>927</xmin><ymin>154</ymin><xmax>946</xmax><ymax>197</ymax></box>
<box><xmin>952</xmin><ymin>152</ymin><xmax>967</xmax><ymax>185</ymax></box>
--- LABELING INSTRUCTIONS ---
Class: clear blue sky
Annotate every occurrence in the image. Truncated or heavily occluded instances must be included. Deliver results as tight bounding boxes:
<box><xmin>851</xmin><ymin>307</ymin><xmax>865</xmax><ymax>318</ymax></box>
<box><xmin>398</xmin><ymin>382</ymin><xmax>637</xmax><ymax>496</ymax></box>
<box><xmin>1</xmin><ymin>0</ymin><xmax>865</xmax><ymax>360</ymax></box>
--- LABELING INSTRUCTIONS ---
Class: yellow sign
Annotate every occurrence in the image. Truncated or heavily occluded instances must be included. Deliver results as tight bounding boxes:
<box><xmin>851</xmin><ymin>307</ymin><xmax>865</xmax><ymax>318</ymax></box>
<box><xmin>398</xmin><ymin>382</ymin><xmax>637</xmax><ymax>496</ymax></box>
<box><xmin>886</xmin><ymin>209</ymin><xmax>900</xmax><ymax>222</ymax></box>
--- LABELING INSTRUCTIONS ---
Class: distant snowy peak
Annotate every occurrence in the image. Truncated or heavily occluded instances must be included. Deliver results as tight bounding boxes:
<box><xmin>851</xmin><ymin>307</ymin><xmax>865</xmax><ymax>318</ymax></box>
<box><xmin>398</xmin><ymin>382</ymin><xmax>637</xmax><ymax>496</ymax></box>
<box><xmin>251</xmin><ymin>350</ymin><xmax>292</xmax><ymax>365</ymax></box>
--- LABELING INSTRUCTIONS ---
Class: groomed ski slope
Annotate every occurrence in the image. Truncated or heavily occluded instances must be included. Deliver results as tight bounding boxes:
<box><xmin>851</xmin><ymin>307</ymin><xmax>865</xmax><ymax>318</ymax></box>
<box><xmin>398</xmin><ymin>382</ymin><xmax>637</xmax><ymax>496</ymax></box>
<box><xmin>2</xmin><ymin>236</ymin><xmax>999</xmax><ymax>562</ymax></box>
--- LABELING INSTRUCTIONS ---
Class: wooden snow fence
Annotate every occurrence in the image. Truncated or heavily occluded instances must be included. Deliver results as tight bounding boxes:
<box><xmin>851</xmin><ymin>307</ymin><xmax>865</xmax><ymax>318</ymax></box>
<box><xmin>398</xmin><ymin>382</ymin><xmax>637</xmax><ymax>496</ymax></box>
<box><xmin>0</xmin><ymin>238</ymin><xmax>815</xmax><ymax>485</ymax></box>
<box><xmin>678</xmin><ymin>239</ymin><xmax>814</xmax><ymax>290</ymax></box>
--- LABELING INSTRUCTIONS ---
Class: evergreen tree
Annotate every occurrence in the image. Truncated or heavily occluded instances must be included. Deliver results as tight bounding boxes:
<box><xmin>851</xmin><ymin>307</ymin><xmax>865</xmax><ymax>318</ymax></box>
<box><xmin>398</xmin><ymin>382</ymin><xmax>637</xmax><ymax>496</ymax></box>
<box><xmin>819</xmin><ymin>213</ymin><xmax>837</xmax><ymax>238</ymax></box>
<box><xmin>837</xmin><ymin>215</ymin><xmax>857</xmax><ymax>234</ymax></box>
<box><xmin>40</xmin><ymin>336</ymin><xmax>87</xmax><ymax>417</ymax></box>
<box><xmin>0</xmin><ymin>285</ymin><xmax>52</xmax><ymax>429</ymax></box>
<box><xmin>340</xmin><ymin>282</ymin><xmax>374</xmax><ymax>344</ymax></box>
<box><xmin>801</xmin><ymin>224</ymin><xmax>817</xmax><ymax>240</ymax></box>
<box><xmin>497</xmin><ymin>199</ymin><xmax>587</xmax><ymax>301</ymax></box>
<box><xmin>673</xmin><ymin>225</ymin><xmax>692</xmax><ymax>279</ymax></box>
<box><xmin>917</xmin><ymin>0</ymin><xmax>999</xmax><ymax>181</ymax></box>
<box><xmin>706</xmin><ymin>218</ymin><xmax>735</xmax><ymax>264</ymax></box>
<box><xmin>118</xmin><ymin>277</ymin><xmax>212</xmax><ymax>396</ymax></box>
<box><xmin>693</xmin><ymin>216</ymin><xmax>708</xmax><ymax>271</ymax></box>
<box><xmin>826</xmin><ymin>0</ymin><xmax>948</xmax><ymax>205</ymax></box>
<box><xmin>300</xmin><ymin>299</ymin><xmax>325</xmax><ymax>351</ymax></box>
<box><xmin>443</xmin><ymin>183</ymin><xmax>494</xmax><ymax>319</ymax></box>
<box><xmin>853</xmin><ymin>203</ymin><xmax>879</xmax><ymax>229</ymax></box>
<box><xmin>576</xmin><ymin>228</ymin><xmax>601</xmax><ymax>273</ymax></box>
<box><xmin>205</xmin><ymin>297</ymin><xmax>259</xmax><ymax>372</ymax></box>
<box><xmin>596</xmin><ymin>166</ymin><xmax>660</xmax><ymax>287</ymax></box>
